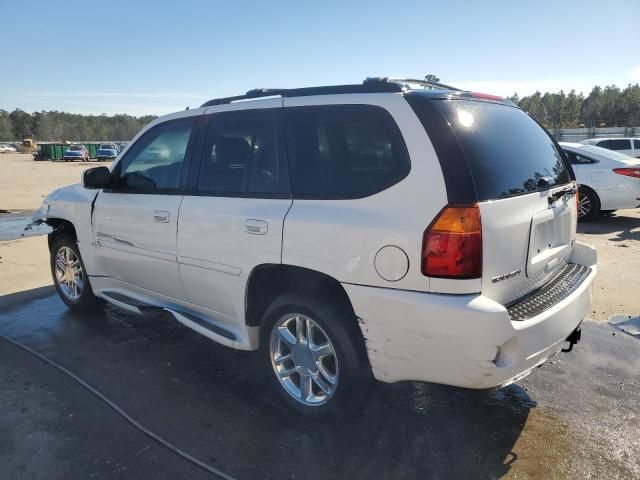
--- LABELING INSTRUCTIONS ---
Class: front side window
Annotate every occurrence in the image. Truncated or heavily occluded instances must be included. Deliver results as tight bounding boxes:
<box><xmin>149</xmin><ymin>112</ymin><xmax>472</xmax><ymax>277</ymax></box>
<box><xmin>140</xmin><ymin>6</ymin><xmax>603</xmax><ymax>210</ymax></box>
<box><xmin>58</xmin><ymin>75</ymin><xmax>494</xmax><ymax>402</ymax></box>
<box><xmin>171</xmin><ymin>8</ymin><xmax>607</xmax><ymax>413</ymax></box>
<box><xmin>116</xmin><ymin>117</ymin><xmax>194</xmax><ymax>193</ymax></box>
<box><xmin>285</xmin><ymin>105</ymin><xmax>410</xmax><ymax>198</ymax></box>
<box><xmin>634</xmin><ymin>139</ymin><xmax>640</xmax><ymax>149</ymax></box>
<box><xmin>197</xmin><ymin>109</ymin><xmax>286</xmax><ymax>196</ymax></box>
<box><xmin>609</xmin><ymin>139</ymin><xmax>631</xmax><ymax>151</ymax></box>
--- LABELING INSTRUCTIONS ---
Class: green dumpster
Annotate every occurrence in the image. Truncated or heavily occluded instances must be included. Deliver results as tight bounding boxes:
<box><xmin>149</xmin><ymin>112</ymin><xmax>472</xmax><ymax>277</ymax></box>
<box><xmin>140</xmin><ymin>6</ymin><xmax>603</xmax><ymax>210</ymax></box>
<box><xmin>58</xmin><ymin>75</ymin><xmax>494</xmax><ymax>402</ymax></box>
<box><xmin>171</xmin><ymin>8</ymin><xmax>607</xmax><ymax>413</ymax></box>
<box><xmin>88</xmin><ymin>144</ymin><xmax>98</xmax><ymax>158</ymax></box>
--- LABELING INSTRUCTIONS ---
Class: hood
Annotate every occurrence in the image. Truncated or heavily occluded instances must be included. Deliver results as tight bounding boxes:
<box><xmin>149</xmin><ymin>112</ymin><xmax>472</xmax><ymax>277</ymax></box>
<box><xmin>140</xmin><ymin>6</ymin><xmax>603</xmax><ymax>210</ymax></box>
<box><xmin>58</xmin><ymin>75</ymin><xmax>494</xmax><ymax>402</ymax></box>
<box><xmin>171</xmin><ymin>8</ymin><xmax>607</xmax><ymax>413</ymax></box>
<box><xmin>30</xmin><ymin>183</ymin><xmax>96</xmax><ymax>226</ymax></box>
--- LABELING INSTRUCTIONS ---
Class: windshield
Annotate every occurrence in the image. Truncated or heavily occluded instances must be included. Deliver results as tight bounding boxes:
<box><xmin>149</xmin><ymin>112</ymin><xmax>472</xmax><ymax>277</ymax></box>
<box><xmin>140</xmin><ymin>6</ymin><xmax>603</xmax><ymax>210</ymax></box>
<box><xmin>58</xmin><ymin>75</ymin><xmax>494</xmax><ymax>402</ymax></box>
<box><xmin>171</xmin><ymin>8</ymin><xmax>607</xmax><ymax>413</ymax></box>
<box><xmin>100</xmin><ymin>144</ymin><xmax>116</xmax><ymax>149</ymax></box>
<box><xmin>578</xmin><ymin>145</ymin><xmax>633</xmax><ymax>162</ymax></box>
<box><xmin>431</xmin><ymin>99</ymin><xmax>571</xmax><ymax>201</ymax></box>
<box><xmin>69</xmin><ymin>145</ymin><xmax>83</xmax><ymax>151</ymax></box>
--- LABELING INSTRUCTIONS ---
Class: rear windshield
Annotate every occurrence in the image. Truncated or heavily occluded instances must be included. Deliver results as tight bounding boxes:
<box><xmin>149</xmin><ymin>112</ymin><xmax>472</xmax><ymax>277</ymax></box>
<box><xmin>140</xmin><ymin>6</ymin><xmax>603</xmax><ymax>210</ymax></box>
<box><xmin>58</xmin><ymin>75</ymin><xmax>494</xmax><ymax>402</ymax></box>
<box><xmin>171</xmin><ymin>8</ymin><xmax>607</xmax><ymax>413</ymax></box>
<box><xmin>69</xmin><ymin>145</ymin><xmax>83</xmax><ymax>151</ymax></box>
<box><xmin>432</xmin><ymin>100</ymin><xmax>571</xmax><ymax>201</ymax></box>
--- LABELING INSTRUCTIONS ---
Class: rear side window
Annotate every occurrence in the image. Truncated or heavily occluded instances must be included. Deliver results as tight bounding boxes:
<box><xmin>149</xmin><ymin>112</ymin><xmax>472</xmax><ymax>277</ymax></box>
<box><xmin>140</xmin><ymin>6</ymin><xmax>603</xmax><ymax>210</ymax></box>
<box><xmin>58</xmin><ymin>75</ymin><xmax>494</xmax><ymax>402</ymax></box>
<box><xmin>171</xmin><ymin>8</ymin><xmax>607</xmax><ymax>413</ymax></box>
<box><xmin>609</xmin><ymin>139</ymin><xmax>631</xmax><ymax>150</ymax></box>
<box><xmin>196</xmin><ymin>109</ymin><xmax>287</xmax><ymax>196</ymax></box>
<box><xmin>563</xmin><ymin>150</ymin><xmax>597</xmax><ymax>165</ymax></box>
<box><xmin>634</xmin><ymin>140</ymin><xmax>640</xmax><ymax>149</ymax></box>
<box><xmin>595</xmin><ymin>139</ymin><xmax>611</xmax><ymax>148</ymax></box>
<box><xmin>410</xmin><ymin>96</ymin><xmax>571</xmax><ymax>201</ymax></box>
<box><xmin>285</xmin><ymin>105</ymin><xmax>410</xmax><ymax>199</ymax></box>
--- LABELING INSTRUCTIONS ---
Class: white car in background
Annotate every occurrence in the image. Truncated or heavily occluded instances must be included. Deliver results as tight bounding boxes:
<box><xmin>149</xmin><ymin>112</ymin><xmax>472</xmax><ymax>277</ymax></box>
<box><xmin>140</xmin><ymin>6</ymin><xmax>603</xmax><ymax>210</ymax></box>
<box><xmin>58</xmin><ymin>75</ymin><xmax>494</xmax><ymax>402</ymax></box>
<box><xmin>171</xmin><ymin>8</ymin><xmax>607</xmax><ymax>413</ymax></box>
<box><xmin>580</xmin><ymin>137</ymin><xmax>640</xmax><ymax>158</ymax></box>
<box><xmin>560</xmin><ymin>142</ymin><xmax>640</xmax><ymax>220</ymax></box>
<box><xmin>0</xmin><ymin>144</ymin><xmax>17</xmax><ymax>153</ymax></box>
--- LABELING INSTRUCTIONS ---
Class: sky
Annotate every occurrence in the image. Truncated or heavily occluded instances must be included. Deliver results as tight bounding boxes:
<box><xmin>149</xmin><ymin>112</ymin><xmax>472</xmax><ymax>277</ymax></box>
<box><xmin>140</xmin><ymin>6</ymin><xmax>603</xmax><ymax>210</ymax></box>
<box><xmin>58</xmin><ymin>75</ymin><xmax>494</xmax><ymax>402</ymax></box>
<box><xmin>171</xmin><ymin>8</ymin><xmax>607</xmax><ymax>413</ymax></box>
<box><xmin>1</xmin><ymin>0</ymin><xmax>638</xmax><ymax>116</ymax></box>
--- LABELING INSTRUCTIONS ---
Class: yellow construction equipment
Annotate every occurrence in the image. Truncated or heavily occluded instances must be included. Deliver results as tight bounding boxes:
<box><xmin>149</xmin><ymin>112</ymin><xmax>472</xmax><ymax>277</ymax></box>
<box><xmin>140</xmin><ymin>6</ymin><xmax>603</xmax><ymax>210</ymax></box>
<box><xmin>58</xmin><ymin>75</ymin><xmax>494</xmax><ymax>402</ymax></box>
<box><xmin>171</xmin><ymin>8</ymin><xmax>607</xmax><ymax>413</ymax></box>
<box><xmin>21</xmin><ymin>137</ymin><xmax>37</xmax><ymax>154</ymax></box>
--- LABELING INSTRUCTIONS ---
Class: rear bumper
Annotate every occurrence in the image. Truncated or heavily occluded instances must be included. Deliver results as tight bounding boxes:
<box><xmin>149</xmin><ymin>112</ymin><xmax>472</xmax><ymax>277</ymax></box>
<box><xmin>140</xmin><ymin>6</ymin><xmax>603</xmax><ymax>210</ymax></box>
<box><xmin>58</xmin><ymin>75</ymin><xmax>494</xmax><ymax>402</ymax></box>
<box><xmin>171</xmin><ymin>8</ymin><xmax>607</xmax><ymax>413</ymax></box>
<box><xmin>344</xmin><ymin>242</ymin><xmax>597</xmax><ymax>388</ymax></box>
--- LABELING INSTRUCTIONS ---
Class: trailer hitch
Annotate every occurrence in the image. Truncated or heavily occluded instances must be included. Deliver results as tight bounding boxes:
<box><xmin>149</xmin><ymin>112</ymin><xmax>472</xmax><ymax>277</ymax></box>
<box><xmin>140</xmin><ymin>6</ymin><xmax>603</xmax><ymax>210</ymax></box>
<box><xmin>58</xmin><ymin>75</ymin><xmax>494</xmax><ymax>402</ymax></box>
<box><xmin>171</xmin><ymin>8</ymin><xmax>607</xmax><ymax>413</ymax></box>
<box><xmin>561</xmin><ymin>328</ymin><xmax>581</xmax><ymax>353</ymax></box>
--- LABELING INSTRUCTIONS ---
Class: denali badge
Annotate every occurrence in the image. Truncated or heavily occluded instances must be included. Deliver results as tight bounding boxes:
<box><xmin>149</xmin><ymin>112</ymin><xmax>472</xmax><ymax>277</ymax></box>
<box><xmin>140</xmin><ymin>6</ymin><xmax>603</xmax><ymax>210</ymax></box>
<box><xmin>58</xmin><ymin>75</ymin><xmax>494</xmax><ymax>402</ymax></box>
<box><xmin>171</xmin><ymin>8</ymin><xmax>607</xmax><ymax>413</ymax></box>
<box><xmin>492</xmin><ymin>269</ymin><xmax>522</xmax><ymax>283</ymax></box>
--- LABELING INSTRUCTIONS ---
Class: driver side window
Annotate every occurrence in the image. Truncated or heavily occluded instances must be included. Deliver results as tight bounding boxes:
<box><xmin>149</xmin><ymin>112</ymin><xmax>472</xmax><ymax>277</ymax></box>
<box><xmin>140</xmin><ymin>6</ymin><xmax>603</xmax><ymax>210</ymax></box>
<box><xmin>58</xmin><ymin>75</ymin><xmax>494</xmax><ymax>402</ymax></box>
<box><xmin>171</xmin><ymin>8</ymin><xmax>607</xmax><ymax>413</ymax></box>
<box><xmin>117</xmin><ymin>117</ymin><xmax>194</xmax><ymax>193</ymax></box>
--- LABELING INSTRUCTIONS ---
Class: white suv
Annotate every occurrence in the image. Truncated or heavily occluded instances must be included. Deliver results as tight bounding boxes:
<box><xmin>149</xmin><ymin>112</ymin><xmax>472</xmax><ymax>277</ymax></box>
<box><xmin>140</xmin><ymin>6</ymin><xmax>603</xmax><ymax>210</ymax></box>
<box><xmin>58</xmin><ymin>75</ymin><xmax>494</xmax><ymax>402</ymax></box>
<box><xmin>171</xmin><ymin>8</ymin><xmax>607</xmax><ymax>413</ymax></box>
<box><xmin>33</xmin><ymin>78</ymin><xmax>597</xmax><ymax>416</ymax></box>
<box><xmin>580</xmin><ymin>137</ymin><xmax>640</xmax><ymax>158</ymax></box>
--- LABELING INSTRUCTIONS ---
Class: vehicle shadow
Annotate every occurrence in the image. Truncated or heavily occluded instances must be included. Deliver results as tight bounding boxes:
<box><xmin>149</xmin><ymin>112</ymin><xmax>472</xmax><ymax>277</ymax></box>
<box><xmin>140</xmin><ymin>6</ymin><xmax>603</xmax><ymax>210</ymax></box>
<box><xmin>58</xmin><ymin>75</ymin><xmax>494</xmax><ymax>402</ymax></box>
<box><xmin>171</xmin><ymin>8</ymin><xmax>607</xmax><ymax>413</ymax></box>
<box><xmin>0</xmin><ymin>290</ymin><xmax>534</xmax><ymax>480</ymax></box>
<box><xmin>578</xmin><ymin>210</ymin><xmax>640</xmax><ymax>241</ymax></box>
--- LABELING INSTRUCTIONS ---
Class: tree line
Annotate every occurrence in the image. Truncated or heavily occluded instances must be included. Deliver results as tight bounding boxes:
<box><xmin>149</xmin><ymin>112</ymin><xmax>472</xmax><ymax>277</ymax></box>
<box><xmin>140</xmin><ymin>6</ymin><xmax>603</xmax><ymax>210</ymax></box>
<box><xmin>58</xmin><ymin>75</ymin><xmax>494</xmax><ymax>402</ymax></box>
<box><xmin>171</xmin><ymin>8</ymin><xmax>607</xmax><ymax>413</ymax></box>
<box><xmin>0</xmin><ymin>109</ymin><xmax>157</xmax><ymax>142</ymax></box>
<box><xmin>508</xmin><ymin>84</ymin><xmax>640</xmax><ymax>129</ymax></box>
<box><xmin>1</xmin><ymin>82</ymin><xmax>639</xmax><ymax>141</ymax></box>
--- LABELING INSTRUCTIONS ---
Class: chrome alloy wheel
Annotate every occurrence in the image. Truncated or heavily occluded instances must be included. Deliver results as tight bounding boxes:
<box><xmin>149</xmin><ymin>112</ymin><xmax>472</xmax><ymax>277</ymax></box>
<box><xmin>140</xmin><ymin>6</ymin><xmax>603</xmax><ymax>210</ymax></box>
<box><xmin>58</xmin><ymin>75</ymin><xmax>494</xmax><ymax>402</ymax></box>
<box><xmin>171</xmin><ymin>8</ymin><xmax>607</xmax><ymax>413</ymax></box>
<box><xmin>578</xmin><ymin>193</ymin><xmax>592</xmax><ymax>218</ymax></box>
<box><xmin>269</xmin><ymin>314</ymin><xmax>339</xmax><ymax>406</ymax></box>
<box><xmin>54</xmin><ymin>246</ymin><xmax>84</xmax><ymax>301</ymax></box>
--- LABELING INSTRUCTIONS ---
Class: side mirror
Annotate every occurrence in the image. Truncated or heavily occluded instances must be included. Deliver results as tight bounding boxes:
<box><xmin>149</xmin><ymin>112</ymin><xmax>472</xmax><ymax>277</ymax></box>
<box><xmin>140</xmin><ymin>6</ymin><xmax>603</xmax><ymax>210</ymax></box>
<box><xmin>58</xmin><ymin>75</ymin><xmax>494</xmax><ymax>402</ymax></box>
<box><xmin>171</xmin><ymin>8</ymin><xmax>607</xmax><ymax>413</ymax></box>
<box><xmin>83</xmin><ymin>166</ymin><xmax>112</xmax><ymax>189</ymax></box>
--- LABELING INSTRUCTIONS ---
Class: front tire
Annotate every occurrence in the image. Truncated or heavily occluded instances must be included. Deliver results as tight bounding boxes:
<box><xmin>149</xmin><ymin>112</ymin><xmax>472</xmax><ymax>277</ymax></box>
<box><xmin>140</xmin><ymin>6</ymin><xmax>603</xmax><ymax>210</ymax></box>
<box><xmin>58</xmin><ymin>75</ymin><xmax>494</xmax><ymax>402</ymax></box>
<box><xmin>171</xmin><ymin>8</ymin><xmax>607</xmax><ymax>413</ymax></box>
<box><xmin>260</xmin><ymin>293</ymin><xmax>372</xmax><ymax>417</ymax></box>
<box><xmin>577</xmin><ymin>186</ymin><xmax>600</xmax><ymax>221</ymax></box>
<box><xmin>50</xmin><ymin>234</ymin><xmax>102</xmax><ymax>310</ymax></box>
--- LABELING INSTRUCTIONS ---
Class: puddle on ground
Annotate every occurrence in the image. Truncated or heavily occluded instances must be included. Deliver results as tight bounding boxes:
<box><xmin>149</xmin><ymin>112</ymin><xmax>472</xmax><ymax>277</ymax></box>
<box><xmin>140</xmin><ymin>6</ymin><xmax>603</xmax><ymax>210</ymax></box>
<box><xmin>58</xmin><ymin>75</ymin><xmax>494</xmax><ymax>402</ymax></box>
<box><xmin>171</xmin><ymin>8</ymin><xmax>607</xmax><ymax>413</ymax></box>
<box><xmin>503</xmin><ymin>407</ymin><xmax>573</xmax><ymax>479</ymax></box>
<box><xmin>0</xmin><ymin>211</ymin><xmax>51</xmax><ymax>241</ymax></box>
<box><xmin>608</xmin><ymin>314</ymin><xmax>640</xmax><ymax>338</ymax></box>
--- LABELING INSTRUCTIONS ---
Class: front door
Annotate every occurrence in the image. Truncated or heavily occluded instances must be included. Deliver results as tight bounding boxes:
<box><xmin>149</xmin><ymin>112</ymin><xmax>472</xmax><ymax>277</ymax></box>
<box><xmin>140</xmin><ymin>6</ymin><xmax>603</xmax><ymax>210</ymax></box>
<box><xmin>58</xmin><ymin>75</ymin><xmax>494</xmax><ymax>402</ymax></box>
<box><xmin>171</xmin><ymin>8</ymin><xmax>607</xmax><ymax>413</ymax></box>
<box><xmin>93</xmin><ymin>115</ymin><xmax>197</xmax><ymax>299</ymax></box>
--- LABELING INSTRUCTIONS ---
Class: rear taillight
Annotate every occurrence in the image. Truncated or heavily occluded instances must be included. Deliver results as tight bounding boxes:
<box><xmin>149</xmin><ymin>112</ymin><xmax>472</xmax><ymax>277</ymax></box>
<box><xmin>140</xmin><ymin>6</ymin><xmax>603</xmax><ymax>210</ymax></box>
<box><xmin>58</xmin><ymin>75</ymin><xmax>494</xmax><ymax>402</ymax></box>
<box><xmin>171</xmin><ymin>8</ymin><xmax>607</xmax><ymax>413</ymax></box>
<box><xmin>422</xmin><ymin>205</ymin><xmax>482</xmax><ymax>279</ymax></box>
<box><xmin>613</xmin><ymin>167</ymin><xmax>640</xmax><ymax>178</ymax></box>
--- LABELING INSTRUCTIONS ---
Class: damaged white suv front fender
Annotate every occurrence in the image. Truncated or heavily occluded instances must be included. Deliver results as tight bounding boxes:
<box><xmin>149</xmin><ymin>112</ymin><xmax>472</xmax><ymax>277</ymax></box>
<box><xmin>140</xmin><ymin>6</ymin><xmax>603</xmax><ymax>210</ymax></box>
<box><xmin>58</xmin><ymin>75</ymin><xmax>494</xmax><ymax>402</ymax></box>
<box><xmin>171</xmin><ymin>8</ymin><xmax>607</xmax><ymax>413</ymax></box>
<box><xmin>30</xmin><ymin>183</ymin><xmax>99</xmax><ymax>273</ymax></box>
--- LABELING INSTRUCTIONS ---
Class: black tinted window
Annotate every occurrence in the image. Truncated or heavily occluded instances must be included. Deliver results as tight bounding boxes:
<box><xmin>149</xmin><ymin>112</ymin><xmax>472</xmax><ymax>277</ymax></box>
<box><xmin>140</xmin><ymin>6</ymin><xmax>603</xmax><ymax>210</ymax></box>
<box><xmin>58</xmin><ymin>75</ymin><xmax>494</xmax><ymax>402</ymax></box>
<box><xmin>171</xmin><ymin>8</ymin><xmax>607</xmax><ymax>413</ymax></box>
<box><xmin>117</xmin><ymin>117</ymin><xmax>193</xmax><ymax>193</ymax></box>
<box><xmin>634</xmin><ymin>140</ymin><xmax>640</xmax><ymax>149</ymax></box>
<box><xmin>431</xmin><ymin>100</ymin><xmax>571</xmax><ymax>200</ymax></box>
<box><xmin>609</xmin><ymin>139</ymin><xmax>631</xmax><ymax>150</ymax></box>
<box><xmin>563</xmin><ymin>150</ymin><xmax>596</xmax><ymax>165</ymax></box>
<box><xmin>285</xmin><ymin>105</ymin><xmax>410</xmax><ymax>198</ymax></box>
<box><xmin>595</xmin><ymin>139</ymin><xmax>611</xmax><ymax>148</ymax></box>
<box><xmin>197</xmin><ymin>109</ymin><xmax>286</xmax><ymax>196</ymax></box>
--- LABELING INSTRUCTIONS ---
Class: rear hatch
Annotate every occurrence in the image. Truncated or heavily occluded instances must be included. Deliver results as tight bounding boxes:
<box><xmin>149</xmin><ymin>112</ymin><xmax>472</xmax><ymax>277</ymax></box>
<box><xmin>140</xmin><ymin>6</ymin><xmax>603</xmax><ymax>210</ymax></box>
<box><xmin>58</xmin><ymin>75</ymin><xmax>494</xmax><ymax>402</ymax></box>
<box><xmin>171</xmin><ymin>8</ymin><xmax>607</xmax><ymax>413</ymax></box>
<box><xmin>407</xmin><ymin>93</ymin><xmax>578</xmax><ymax>305</ymax></box>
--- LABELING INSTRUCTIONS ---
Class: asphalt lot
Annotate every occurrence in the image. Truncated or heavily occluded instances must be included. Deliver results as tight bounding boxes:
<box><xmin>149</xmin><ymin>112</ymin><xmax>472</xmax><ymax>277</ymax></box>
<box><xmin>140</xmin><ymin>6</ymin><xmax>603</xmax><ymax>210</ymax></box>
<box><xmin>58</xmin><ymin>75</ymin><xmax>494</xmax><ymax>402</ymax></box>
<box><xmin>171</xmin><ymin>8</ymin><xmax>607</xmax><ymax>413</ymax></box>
<box><xmin>1</xmin><ymin>287</ymin><xmax>639</xmax><ymax>480</ymax></box>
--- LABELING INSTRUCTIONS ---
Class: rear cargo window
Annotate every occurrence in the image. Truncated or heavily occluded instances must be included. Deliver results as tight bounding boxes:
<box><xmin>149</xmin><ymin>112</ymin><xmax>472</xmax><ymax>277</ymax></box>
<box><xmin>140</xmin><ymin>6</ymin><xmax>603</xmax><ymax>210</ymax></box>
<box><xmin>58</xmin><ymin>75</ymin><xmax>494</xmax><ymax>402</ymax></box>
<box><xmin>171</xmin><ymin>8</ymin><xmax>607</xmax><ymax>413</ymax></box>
<box><xmin>409</xmin><ymin>96</ymin><xmax>571</xmax><ymax>201</ymax></box>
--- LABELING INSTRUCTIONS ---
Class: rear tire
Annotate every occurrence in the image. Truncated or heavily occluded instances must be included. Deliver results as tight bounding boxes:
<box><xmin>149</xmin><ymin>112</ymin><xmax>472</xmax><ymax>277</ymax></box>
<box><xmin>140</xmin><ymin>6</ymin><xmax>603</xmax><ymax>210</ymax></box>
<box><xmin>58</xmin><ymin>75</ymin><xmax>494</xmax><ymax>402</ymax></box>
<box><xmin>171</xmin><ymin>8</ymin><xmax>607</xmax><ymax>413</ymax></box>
<box><xmin>577</xmin><ymin>186</ymin><xmax>600</xmax><ymax>221</ymax></box>
<box><xmin>260</xmin><ymin>292</ymin><xmax>372</xmax><ymax>418</ymax></box>
<box><xmin>50</xmin><ymin>234</ymin><xmax>103</xmax><ymax>310</ymax></box>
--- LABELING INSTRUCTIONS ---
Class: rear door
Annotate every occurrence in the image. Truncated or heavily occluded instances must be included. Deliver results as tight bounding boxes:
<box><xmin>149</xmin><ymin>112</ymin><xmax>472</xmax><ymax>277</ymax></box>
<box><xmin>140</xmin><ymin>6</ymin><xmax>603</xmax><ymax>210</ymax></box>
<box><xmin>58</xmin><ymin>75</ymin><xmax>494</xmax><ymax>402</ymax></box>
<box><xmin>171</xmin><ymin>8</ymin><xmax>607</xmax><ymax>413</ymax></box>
<box><xmin>177</xmin><ymin>100</ymin><xmax>291</xmax><ymax>325</ymax></box>
<box><xmin>409</xmin><ymin>95</ymin><xmax>577</xmax><ymax>305</ymax></box>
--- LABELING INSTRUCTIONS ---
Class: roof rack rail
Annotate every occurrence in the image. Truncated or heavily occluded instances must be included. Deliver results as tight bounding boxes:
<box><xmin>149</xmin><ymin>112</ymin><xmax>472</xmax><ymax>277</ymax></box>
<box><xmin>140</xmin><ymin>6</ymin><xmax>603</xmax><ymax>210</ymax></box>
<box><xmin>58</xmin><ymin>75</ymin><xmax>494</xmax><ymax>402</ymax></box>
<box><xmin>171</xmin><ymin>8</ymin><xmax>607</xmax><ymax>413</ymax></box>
<box><xmin>200</xmin><ymin>81</ymin><xmax>404</xmax><ymax>108</ymax></box>
<box><xmin>365</xmin><ymin>77</ymin><xmax>461</xmax><ymax>92</ymax></box>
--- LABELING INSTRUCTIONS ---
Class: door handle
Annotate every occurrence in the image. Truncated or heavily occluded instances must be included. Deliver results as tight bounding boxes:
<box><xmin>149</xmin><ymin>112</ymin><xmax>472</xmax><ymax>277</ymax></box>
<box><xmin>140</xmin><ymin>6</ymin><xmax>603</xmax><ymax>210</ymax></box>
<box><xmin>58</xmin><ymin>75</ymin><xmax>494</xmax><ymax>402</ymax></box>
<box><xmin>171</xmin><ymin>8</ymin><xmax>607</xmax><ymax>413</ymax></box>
<box><xmin>153</xmin><ymin>210</ymin><xmax>170</xmax><ymax>223</ymax></box>
<box><xmin>244</xmin><ymin>219</ymin><xmax>268</xmax><ymax>235</ymax></box>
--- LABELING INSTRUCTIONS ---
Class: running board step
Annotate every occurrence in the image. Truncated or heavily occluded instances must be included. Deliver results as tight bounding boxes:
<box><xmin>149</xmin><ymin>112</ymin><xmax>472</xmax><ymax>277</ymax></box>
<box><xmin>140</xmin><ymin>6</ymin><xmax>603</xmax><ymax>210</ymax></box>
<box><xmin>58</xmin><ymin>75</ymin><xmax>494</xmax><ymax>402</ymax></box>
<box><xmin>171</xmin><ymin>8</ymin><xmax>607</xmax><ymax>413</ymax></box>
<box><xmin>101</xmin><ymin>291</ymin><xmax>150</xmax><ymax>311</ymax></box>
<box><xmin>101</xmin><ymin>292</ymin><xmax>237</xmax><ymax>343</ymax></box>
<box><xmin>164</xmin><ymin>308</ymin><xmax>237</xmax><ymax>341</ymax></box>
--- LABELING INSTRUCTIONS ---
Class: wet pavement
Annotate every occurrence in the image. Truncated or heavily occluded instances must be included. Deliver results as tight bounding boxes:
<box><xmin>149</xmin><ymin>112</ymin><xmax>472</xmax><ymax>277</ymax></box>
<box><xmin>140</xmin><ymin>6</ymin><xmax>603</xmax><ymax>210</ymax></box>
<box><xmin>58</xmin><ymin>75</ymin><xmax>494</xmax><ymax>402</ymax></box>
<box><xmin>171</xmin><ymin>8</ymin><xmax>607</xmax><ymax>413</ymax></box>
<box><xmin>1</xmin><ymin>287</ymin><xmax>639</xmax><ymax>479</ymax></box>
<box><xmin>0</xmin><ymin>210</ymin><xmax>50</xmax><ymax>241</ymax></box>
